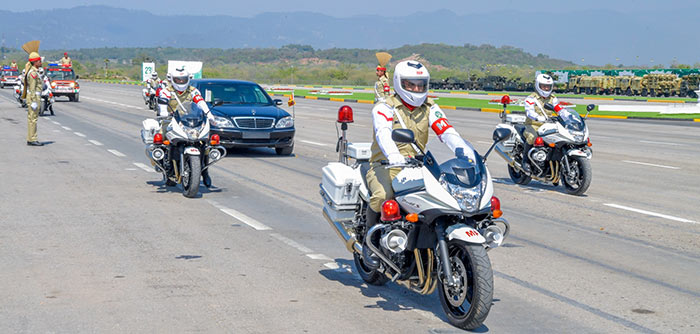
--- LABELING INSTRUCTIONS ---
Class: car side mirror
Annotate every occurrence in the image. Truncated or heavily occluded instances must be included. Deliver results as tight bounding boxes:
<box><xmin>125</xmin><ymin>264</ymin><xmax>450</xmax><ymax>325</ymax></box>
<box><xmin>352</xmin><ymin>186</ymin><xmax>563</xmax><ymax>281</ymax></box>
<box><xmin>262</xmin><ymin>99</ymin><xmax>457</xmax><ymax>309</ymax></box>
<box><xmin>586</xmin><ymin>104</ymin><xmax>595</xmax><ymax>112</ymax></box>
<box><xmin>544</xmin><ymin>103</ymin><xmax>555</xmax><ymax>111</ymax></box>
<box><xmin>213</xmin><ymin>98</ymin><xmax>223</xmax><ymax>107</ymax></box>
<box><xmin>391</xmin><ymin>129</ymin><xmax>415</xmax><ymax>144</ymax></box>
<box><xmin>492</xmin><ymin>128</ymin><xmax>511</xmax><ymax>142</ymax></box>
<box><xmin>274</xmin><ymin>99</ymin><xmax>283</xmax><ymax>106</ymax></box>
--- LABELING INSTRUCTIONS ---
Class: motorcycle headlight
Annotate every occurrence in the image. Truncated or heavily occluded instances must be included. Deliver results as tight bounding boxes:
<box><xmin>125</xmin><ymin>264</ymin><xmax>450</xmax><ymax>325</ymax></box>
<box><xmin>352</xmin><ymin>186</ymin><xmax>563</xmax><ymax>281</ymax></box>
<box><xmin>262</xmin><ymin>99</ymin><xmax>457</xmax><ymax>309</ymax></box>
<box><xmin>186</xmin><ymin>128</ymin><xmax>199</xmax><ymax>140</ymax></box>
<box><xmin>211</xmin><ymin>116</ymin><xmax>234</xmax><ymax>128</ymax></box>
<box><xmin>275</xmin><ymin>116</ymin><xmax>294</xmax><ymax>128</ymax></box>
<box><xmin>439</xmin><ymin>174</ymin><xmax>484</xmax><ymax>212</ymax></box>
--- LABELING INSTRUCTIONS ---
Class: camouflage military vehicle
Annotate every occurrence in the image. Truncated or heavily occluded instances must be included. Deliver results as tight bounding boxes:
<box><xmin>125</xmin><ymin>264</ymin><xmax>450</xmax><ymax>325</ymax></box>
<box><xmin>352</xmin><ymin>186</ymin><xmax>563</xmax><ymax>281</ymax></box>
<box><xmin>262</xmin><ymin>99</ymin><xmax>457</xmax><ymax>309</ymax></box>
<box><xmin>679</xmin><ymin>74</ymin><xmax>700</xmax><ymax>98</ymax></box>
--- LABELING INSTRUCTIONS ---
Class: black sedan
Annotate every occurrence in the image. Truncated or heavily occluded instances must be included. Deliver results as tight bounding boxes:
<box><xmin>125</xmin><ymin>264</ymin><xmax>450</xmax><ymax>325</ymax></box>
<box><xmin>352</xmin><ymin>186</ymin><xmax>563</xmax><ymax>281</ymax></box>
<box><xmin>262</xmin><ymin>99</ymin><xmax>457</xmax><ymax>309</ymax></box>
<box><xmin>191</xmin><ymin>79</ymin><xmax>295</xmax><ymax>155</ymax></box>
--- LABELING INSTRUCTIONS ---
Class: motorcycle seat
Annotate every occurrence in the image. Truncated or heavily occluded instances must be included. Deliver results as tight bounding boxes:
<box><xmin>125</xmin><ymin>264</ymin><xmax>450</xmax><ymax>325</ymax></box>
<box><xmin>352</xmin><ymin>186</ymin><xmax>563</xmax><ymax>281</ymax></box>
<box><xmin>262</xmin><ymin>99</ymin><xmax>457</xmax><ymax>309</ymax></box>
<box><xmin>359</xmin><ymin>162</ymin><xmax>371</xmax><ymax>197</ymax></box>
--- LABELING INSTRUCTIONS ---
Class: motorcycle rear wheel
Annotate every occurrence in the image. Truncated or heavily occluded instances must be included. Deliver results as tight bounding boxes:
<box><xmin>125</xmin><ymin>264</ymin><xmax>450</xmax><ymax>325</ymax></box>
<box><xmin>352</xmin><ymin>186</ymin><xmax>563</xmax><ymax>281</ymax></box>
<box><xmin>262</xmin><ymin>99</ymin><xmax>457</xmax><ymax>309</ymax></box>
<box><xmin>438</xmin><ymin>240</ymin><xmax>493</xmax><ymax>330</ymax></box>
<box><xmin>561</xmin><ymin>156</ymin><xmax>592</xmax><ymax>195</ymax></box>
<box><xmin>182</xmin><ymin>155</ymin><xmax>201</xmax><ymax>198</ymax></box>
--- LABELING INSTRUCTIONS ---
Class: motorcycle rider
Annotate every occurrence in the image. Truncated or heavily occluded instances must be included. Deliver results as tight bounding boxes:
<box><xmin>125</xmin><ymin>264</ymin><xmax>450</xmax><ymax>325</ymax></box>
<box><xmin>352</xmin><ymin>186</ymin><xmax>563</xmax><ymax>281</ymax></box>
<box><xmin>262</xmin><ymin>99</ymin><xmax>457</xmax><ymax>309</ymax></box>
<box><xmin>374</xmin><ymin>65</ymin><xmax>391</xmax><ymax>103</ymax></box>
<box><xmin>521</xmin><ymin>73</ymin><xmax>563</xmax><ymax>174</ymax></box>
<box><xmin>366</xmin><ymin>60</ymin><xmax>477</xmax><ymax>226</ymax></box>
<box><xmin>37</xmin><ymin>67</ymin><xmax>53</xmax><ymax>114</ymax></box>
<box><xmin>144</xmin><ymin>71</ymin><xmax>161</xmax><ymax>105</ymax></box>
<box><xmin>157</xmin><ymin>67</ymin><xmax>216</xmax><ymax>187</ymax></box>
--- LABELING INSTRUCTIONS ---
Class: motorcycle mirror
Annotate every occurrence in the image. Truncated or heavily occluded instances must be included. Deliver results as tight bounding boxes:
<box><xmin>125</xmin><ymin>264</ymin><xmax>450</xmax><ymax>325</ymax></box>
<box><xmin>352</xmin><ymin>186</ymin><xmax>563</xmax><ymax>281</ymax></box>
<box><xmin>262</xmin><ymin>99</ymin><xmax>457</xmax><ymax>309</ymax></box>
<box><xmin>586</xmin><ymin>104</ymin><xmax>595</xmax><ymax>112</ymax></box>
<box><xmin>544</xmin><ymin>103</ymin><xmax>555</xmax><ymax>111</ymax></box>
<box><xmin>492</xmin><ymin>128</ymin><xmax>511</xmax><ymax>142</ymax></box>
<box><xmin>274</xmin><ymin>99</ymin><xmax>283</xmax><ymax>106</ymax></box>
<box><xmin>391</xmin><ymin>129</ymin><xmax>415</xmax><ymax>144</ymax></box>
<box><xmin>483</xmin><ymin>128</ymin><xmax>512</xmax><ymax>161</ymax></box>
<box><xmin>213</xmin><ymin>98</ymin><xmax>224</xmax><ymax>107</ymax></box>
<box><xmin>75</xmin><ymin>75</ymin><xmax>79</xmax><ymax>80</ymax></box>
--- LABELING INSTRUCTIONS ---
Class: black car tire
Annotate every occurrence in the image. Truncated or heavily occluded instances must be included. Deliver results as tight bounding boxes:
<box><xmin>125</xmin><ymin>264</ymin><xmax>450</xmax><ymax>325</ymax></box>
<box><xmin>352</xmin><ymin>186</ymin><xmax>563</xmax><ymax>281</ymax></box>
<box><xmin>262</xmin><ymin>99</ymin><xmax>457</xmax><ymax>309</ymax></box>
<box><xmin>275</xmin><ymin>143</ymin><xmax>294</xmax><ymax>156</ymax></box>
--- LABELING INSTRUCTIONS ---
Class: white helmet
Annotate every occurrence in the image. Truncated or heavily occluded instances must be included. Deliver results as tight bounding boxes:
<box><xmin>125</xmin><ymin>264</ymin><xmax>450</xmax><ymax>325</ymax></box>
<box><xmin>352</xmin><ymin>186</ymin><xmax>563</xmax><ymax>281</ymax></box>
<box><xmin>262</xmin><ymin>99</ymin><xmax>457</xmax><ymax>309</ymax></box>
<box><xmin>37</xmin><ymin>67</ymin><xmax>44</xmax><ymax>75</ymax></box>
<box><xmin>393</xmin><ymin>60</ymin><xmax>430</xmax><ymax>107</ymax></box>
<box><xmin>167</xmin><ymin>67</ymin><xmax>192</xmax><ymax>92</ymax></box>
<box><xmin>535</xmin><ymin>73</ymin><xmax>554</xmax><ymax>98</ymax></box>
<box><xmin>151</xmin><ymin>72</ymin><xmax>158</xmax><ymax>79</ymax></box>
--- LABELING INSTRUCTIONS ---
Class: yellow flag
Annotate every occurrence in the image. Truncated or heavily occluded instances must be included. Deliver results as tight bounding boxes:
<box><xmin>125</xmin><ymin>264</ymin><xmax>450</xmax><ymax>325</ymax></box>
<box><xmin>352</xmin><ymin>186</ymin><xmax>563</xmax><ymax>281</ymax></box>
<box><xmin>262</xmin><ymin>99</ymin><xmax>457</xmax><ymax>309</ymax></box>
<box><xmin>288</xmin><ymin>91</ymin><xmax>295</xmax><ymax>106</ymax></box>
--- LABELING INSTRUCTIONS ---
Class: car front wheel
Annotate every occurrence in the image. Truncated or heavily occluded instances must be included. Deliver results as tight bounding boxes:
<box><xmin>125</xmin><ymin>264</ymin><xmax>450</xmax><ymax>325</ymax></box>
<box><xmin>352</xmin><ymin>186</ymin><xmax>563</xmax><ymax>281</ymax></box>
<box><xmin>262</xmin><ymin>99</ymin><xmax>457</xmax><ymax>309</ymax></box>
<box><xmin>275</xmin><ymin>143</ymin><xmax>294</xmax><ymax>156</ymax></box>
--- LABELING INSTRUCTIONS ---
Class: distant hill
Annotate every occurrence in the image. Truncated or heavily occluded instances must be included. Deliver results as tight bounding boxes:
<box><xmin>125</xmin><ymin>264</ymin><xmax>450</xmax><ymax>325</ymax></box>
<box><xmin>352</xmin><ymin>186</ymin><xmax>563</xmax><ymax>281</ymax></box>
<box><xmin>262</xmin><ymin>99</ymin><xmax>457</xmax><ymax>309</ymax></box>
<box><xmin>0</xmin><ymin>5</ymin><xmax>697</xmax><ymax>65</ymax></box>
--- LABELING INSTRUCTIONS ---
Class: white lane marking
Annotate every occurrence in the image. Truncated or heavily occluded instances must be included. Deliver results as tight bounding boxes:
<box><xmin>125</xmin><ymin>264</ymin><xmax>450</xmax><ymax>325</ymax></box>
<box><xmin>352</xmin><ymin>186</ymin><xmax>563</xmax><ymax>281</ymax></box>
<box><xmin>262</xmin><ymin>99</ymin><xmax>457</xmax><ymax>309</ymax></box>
<box><xmin>299</xmin><ymin>139</ymin><xmax>329</xmax><ymax>147</ymax></box>
<box><xmin>107</xmin><ymin>149</ymin><xmax>126</xmax><ymax>157</ymax></box>
<box><xmin>270</xmin><ymin>233</ymin><xmax>313</xmax><ymax>253</ymax></box>
<box><xmin>61</xmin><ymin>126</ymin><xmax>72</xmax><ymax>131</ymax></box>
<box><xmin>51</xmin><ymin>121</ymin><xmax>60</xmax><ymax>125</ymax></box>
<box><xmin>323</xmin><ymin>262</ymin><xmax>340</xmax><ymax>269</ymax></box>
<box><xmin>622</xmin><ymin>160</ymin><xmax>680</xmax><ymax>170</ymax></box>
<box><xmin>81</xmin><ymin>96</ymin><xmax>143</xmax><ymax>110</ymax></box>
<box><xmin>88</xmin><ymin>139</ymin><xmax>103</xmax><ymax>146</ymax></box>
<box><xmin>639</xmin><ymin>140</ymin><xmax>686</xmax><ymax>147</ymax></box>
<box><xmin>604</xmin><ymin>203</ymin><xmax>697</xmax><ymax>224</ymax></box>
<box><xmin>125</xmin><ymin>168</ymin><xmax>137</xmax><ymax>171</ymax></box>
<box><xmin>306</xmin><ymin>253</ymin><xmax>332</xmax><ymax>261</ymax></box>
<box><xmin>73</xmin><ymin>132</ymin><xmax>86</xmax><ymax>137</ymax></box>
<box><xmin>220</xmin><ymin>208</ymin><xmax>271</xmax><ymax>231</ymax></box>
<box><xmin>133</xmin><ymin>162</ymin><xmax>155</xmax><ymax>173</ymax></box>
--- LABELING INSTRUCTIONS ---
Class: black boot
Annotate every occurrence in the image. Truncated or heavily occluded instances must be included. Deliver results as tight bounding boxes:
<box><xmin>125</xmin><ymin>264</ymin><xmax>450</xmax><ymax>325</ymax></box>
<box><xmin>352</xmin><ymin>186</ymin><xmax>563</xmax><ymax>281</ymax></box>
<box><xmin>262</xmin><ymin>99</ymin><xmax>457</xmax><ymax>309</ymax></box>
<box><xmin>202</xmin><ymin>169</ymin><xmax>212</xmax><ymax>188</ymax></box>
<box><xmin>521</xmin><ymin>142</ymin><xmax>532</xmax><ymax>174</ymax></box>
<box><xmin>362</xmin><ymin>208</ymin><xmax>381</xmax><ymax>269</ymax></box>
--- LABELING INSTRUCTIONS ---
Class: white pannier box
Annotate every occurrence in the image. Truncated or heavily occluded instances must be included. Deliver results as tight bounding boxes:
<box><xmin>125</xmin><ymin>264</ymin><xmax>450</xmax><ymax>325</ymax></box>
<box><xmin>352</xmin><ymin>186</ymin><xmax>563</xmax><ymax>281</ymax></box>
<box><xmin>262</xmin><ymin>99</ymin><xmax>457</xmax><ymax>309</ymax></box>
<box><xmin>141</xmin><ymin>119</ymin><xmax>160</xmax><ymax>144</ymax></box>
<box><xmin>506</xmin><ymin>114</ymin><xmax>526</xmax><ymax>124</ymax></box>
<box><xmin>347</xmin><ymin>142</ymin><xmax>372</xmax><ymax>161</ymax></box>
<box><xmin>321</xmin><ymin>162</ymin><xmax>361</xmax><ymax>222</ymax></box>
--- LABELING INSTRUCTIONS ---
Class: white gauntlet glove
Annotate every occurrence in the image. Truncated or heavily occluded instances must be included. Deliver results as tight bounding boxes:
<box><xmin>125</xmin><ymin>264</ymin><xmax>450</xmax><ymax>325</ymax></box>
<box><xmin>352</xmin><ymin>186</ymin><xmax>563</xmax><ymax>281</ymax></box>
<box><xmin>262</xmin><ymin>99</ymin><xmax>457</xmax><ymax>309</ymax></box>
<box><xmin>30</xmin><ymin>102</ymin><xmax>38</xmax><ymax>110</ymax></box>
<box><xmin>387</xmin><ymin>153</ymin><xmax>406</xmax><ymax>166</ymax></box>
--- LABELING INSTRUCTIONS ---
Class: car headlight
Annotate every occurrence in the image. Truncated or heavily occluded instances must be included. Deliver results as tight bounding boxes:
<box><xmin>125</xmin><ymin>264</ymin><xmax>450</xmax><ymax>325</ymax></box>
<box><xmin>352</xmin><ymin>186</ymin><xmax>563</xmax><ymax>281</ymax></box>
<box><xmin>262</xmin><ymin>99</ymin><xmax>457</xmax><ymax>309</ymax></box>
<box><xmin>439</xmin><ymin>174</ymin><xmax>483</xmax><ymax>212</ymax></box>
<box><xmin>69</xmin><ymin>82</ymin><xmax>75</xmax><ymax>88</ymax></box>
<box><xmin>275</xmin><ymin>116</ymin><xmax>294</xmax><ymax>128</ymax></box>
<box><xmin>211</xmin><ymin>116</ymin><xmax>234</xmax><ymax>128</ymax></box>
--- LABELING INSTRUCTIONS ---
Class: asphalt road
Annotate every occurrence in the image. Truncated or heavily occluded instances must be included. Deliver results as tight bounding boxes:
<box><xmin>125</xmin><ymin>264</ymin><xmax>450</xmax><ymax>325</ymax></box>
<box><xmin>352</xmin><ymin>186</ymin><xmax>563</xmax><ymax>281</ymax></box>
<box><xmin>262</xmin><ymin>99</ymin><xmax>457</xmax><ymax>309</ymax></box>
<box><xmin>1</xmin><ymin>82</ymin><xmax>698</xmax><ymax>333</ymax></box>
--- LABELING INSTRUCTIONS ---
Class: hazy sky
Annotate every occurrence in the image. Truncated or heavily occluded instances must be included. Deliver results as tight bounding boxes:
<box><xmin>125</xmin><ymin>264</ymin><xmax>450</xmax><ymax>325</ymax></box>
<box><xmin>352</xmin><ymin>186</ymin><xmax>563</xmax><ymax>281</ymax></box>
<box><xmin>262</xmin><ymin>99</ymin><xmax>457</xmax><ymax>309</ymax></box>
<box><xmin>6</xmin><ymin>0</ymin><xmax>699</xmax><ymax>17</ymax></box>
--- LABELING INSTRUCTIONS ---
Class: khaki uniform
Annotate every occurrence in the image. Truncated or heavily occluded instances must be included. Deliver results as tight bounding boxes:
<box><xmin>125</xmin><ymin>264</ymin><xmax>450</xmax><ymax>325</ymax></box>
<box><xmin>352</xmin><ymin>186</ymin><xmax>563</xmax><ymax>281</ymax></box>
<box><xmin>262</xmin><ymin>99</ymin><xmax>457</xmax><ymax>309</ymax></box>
<box><xmin>10</xmin><ymin>62</ymin><xmax>17</xmax><ymax>68</ymax></box>
<box><xmin>374</xmin><ymin>75</ymin><xmax>390</xmax><ymax>102</ymax></box>
<box><xmin>366</xmin><ymin>95</ymin><xmax>433</xmax><ymax>212</ymax></box>
<box><xmin>26</xmin><ymin>67</ymin><xmax>42</xmax><ymax>142</ymax></box>
<box><xmin>160</xmin><ymin>86</ymin><xmax>199</xmax><ymax>134</ymax></box>
<box><xmin>523</xmin><ymin>92</ymin><xmax>558</xmax><ymax>145</ymax></box>
<box><xmin>60</xmin><ymin>56</ymin><xmax>72</xmax><ymax>66</ymax></box>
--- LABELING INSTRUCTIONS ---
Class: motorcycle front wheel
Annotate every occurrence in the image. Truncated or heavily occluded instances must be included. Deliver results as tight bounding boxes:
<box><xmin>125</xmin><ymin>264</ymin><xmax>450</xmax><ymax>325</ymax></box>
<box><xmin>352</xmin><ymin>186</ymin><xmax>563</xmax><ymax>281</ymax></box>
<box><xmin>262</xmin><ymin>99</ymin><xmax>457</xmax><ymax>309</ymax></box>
<box><xmin>182</xmin><ymin>155</ymin><xmax>201</xmax><ymax>198</ymax></box>
<box><xmin>438</xmin><ymin>240</ymin><xmax>493</xmax><ymax>330</ymax></box>
<box><xmin>561</xmin><ymin>156</ymin><xmax>592</xmax><ymax>195</ymax></box>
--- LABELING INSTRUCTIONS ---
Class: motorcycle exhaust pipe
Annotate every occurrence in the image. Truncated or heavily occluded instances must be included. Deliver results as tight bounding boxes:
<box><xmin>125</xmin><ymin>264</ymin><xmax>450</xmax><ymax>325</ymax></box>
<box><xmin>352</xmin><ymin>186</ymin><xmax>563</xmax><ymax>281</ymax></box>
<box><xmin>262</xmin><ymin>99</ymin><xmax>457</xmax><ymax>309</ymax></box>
<box><xmin>322</xmin><ymin>207</ymin><xmax>363</xmax><ymax>254</ymax></box>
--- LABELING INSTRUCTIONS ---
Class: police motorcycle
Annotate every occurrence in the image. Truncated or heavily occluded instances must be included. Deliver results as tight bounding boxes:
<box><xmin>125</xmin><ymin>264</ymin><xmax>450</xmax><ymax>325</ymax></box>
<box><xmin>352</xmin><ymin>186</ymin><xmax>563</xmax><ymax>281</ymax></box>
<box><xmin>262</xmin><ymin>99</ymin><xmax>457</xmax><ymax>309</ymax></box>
<box><xmin>142</xmin><ymin>81</ymin><xmax>160</xmax><ymax>111</ymax></box>
<box><xmin>14</xmin><ymin>81</ymin><xmax>26</xmax><ymax>107</ymax></box>
<box><xmin>39</xmin><ymin>70</ymin><xmax>55</xmax><ymax>116</ymax></box>
<box><xmin>493</xmin><ymin>95</ymin><xmax>594</xmax><ymax>195</ymax></box>
<box><xmin>141</xmin><ymin>99</ymin><xmax>226</xmax><ymax>198</ymax></box>
<box><xmin>320</xmin><ymin>106</ymin><xmax>511</xmax><ymax>330</ymax></box>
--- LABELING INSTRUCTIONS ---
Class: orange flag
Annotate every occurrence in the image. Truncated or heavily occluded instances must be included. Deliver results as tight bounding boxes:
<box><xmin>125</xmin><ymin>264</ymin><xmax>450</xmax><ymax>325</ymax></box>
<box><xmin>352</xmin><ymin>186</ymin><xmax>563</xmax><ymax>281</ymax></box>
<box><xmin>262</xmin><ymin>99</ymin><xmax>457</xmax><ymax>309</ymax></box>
<box><xmin>288</xmin><ymin>91</ymin><xmax>296</xmax><ymax>106</ymax></box>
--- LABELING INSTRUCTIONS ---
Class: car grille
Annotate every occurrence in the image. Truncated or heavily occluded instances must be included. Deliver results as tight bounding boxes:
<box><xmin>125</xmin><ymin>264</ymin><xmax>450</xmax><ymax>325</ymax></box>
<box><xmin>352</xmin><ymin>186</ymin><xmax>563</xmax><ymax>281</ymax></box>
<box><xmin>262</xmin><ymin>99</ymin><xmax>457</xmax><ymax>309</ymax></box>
<box><xmin>233</xmin><ymin>117</ymin><xmax>275</xmax><ymax>129</ymax></box>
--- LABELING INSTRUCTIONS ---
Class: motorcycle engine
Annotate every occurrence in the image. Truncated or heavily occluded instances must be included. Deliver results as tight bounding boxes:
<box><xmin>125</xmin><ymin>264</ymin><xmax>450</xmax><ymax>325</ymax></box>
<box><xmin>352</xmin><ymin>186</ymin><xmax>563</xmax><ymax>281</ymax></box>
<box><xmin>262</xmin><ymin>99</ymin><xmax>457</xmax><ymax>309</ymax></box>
<box><xmin>530</xmin><ymin>148</ymin><xmax>548</xmax><ymax>165</ymax></box>
<box><xmin>381</xmin><ymin>226</ymin><xmax>411</xmax><ymax>269</ymax></box>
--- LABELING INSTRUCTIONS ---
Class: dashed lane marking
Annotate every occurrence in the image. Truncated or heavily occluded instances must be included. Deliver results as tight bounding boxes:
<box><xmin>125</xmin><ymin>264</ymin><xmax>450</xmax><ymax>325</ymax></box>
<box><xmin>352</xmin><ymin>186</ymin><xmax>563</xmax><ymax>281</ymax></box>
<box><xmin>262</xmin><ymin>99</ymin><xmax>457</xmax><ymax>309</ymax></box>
<box><xmin>639</xmin><ymin>140</ymin><xmax>686</xmax><ymax>147</ymax></box>
<box><xmin>270</xmin><ymin>233</ymin><xmax>314</xmax><ymax>253</ymax></box>
<box><xmin>88</xmin><ymin>140</ymin><xmax>103</xmax><ymax>146</ymax></box>
<box><xmin>306</xmin><ymin>253</ymin><xmax>333</xmax><ymax>261</ymax></box>
<box><xmin>61</xmin><ymin>126</ymin><xmax>72</xmax><ymax>131</ymax></box>
<box><xmin>107</xmin><ymin>149</ymin><xmax>126</xmax><ymax>157</ymax></box>
<box><xmin>604</xmin><ymin>203</ymin><xmax>697</xmax><ymax>224</ymax></box>
<box><xmin>299</xmin><ymin>139</ymin><xmax>330</xmax><ymax>147</ymax></box>
<box><xmin>622</xmin><ymin>160</ymin><xmax>680</xmax><ymax>170</ymax></box>
<box><xmin>133</xmin><ymin>162</ymin><xmax>155</xmax><ymax>173</ymax></box>
<box><xmin>73</xmin><ymin>132</ymin><xmax>86</xmax><ymax>137</ymax></box>
<box><xmin>51</xmin><ymin>121</ymin><xmax>60</xmax><ymax>125</ymax></box>
<box><xmin>220</xmin><ymin>208</ymin><xmax>271</xmax><ymax>231</ymax></box>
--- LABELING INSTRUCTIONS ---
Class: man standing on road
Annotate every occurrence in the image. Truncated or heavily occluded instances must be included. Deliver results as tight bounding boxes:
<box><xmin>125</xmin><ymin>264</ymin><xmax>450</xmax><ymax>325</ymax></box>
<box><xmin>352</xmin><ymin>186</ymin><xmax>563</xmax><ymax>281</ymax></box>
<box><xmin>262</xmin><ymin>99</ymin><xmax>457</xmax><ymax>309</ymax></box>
<box><xmin>521</xmin><ymin>73</ymin><xmax>563</xmax><ymax>173</ymax></box>
<box><xmin>60</xmin><ymin>53</ymin><xmax>72</xmax><ymax>67</ymax></box>
<box><xmin>25</xmin><ymin>51</ymin><xmax>43</xmax><ymax>146</ymax></box>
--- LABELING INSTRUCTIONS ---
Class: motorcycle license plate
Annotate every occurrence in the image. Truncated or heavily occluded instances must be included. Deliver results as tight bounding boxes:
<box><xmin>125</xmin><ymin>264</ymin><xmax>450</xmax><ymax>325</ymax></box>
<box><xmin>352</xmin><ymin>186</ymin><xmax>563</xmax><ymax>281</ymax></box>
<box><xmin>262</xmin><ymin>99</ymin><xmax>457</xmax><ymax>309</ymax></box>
<box><xmin>242</xmin><ymin>132</ymin><xmax>270</xmax><ymax>139</ymax></box>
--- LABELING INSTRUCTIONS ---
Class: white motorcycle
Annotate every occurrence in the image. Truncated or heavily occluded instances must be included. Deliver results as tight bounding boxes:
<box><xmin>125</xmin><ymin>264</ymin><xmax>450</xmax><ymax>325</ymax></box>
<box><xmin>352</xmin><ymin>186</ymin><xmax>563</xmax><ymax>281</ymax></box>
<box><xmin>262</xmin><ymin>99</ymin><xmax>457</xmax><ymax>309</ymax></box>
<box><xmin>320</xmin><ymin>108</ymin><xmax>511</xmax><ymax>330</ymax></box>
<box><xmin>142</xmin><ymin>81</ymin><xmax>160</xmax><ymax>111</ymax></box>
<box><xmin>141</xmin><ymin>100</ymin><xmax>227</xmax><ymax>198</ymax></box>
<box><xmin>493</xmin><ymin>96</ymin><xmax>594</xmax><ymax>195</ymax></box>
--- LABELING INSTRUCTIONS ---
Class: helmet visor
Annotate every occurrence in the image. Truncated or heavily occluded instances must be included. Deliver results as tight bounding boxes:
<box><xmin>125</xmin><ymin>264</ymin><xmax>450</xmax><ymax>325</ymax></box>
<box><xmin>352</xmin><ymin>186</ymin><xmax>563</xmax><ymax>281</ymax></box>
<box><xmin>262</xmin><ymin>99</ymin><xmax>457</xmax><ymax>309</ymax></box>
<box><xmin>538</xmin><ymin>82</ymin><xmax>552</xmax><ymax>92</ymax></box>
<box><xmin>401</xmin><ymin>78</ymin><xmax>428</xmax><ymax>93</ymax></box>
<box><xmin>173</xmin><ymin>76</ymin><xmax>189</xmax><ymax>85</ymax></box>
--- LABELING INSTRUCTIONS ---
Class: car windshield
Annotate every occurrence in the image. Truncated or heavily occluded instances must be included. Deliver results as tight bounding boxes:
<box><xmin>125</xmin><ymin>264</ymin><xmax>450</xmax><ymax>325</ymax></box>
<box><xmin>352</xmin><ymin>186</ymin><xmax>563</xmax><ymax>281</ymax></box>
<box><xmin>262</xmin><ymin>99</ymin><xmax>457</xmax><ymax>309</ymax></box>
<box><xmin>198</xmin><ymin>83</ymin><xmax>272</xmax><ymax>105</ymax></box>
<box><xmin>47</xmin><ymin>69</ymin><xmax>76</xmax><ymax>80</ymax></box>
<box><xmin>558</xmin><ymin>108</ymin><xmax>585</xmax><ymax>131</ymax></box>
<box><xmin>3</xmin><ymin>70</ymin><xmax>19</xmax><ymax>76</ymax></box>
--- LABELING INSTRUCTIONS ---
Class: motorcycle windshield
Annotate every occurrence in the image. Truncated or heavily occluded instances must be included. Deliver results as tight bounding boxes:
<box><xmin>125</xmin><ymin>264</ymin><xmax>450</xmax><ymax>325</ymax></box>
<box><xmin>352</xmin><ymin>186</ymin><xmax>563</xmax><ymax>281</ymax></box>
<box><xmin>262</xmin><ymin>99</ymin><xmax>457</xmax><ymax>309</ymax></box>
<box><xmin>174</xmin><ymin>101</ymin><xmax>205</xmax><ymax>128</ymax></box>
<box><xmin>439</xmin><ymin>150</ymin><xmax>484</xmax><ymax>188</ymax></box>
<box><xmin>558</xmin><ymin>108</ymin><xmax>585</xmax><ymax>132</ymax></box>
